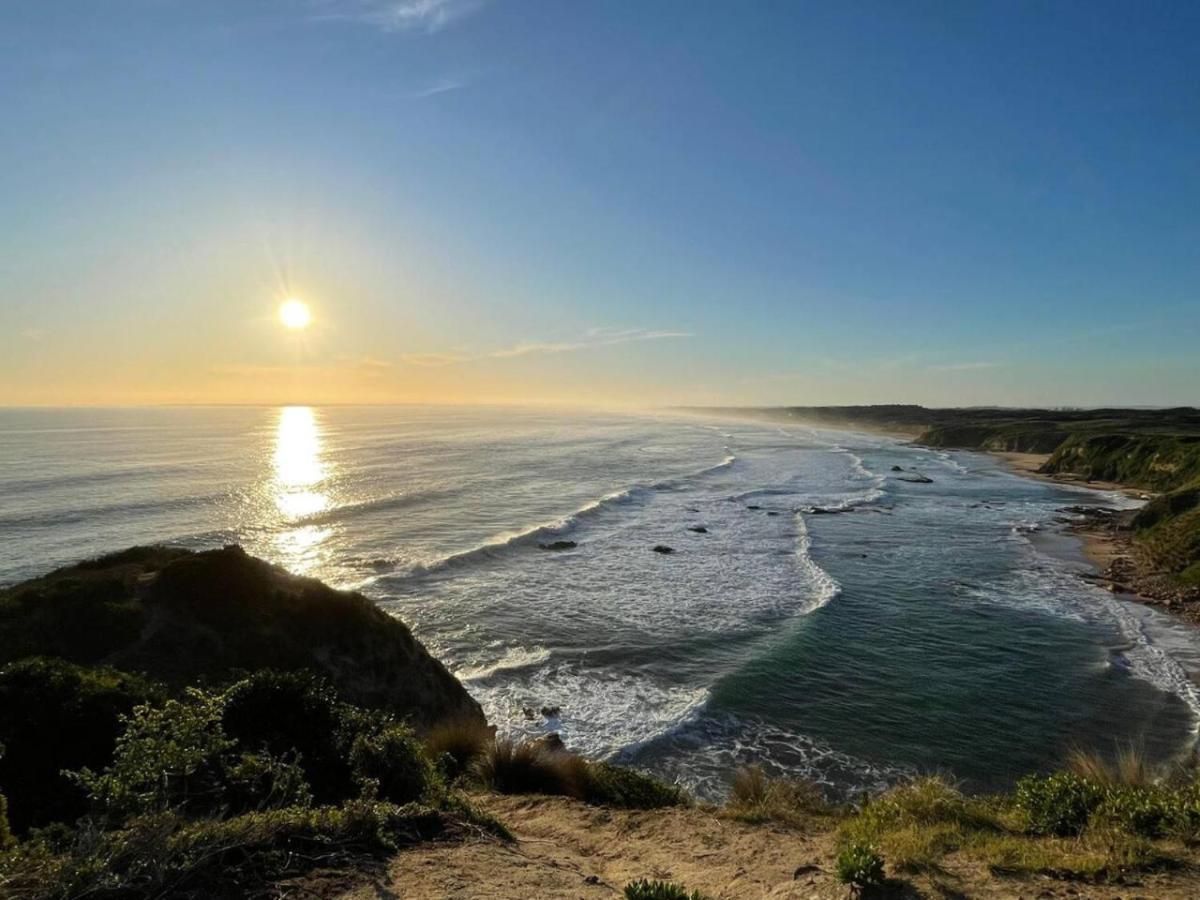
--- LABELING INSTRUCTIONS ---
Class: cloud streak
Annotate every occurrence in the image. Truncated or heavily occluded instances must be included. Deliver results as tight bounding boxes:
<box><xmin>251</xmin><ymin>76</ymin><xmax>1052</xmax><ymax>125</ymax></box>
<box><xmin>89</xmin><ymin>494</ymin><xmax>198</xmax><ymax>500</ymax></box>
<box><xmin>412</xmin><ymin>76</ymin><xmax>468</xmax><ymax>98</ymax></box>
<box><xmin>400</xmin><ymin>327</ymin><xmax>693</xmax><ymax>367</ymax></box>
<box><xmin>311</xmin><ymin>0</ymin><xmax>485</xmax><ymax>34</ymax></box>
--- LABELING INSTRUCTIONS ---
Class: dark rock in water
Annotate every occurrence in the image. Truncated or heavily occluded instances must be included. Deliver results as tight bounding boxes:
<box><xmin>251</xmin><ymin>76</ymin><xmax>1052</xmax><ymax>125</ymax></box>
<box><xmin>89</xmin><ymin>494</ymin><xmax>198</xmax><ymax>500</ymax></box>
<box><xmin>767</xmin><ymin>511</ymin><xmax>779</xmax><ymax>516</ymax></box>
<box><xmin>522</xmin><ymin>707</ymin><xmax>537</xmax><ymax>720</ymax></box>
<box><xmin>891</xmin><ymin>465</ymin><xmax>904</xmax><ymax>472</ymax></box>
<box><xmin>688</xmin><ymin>525</ymin><xmax>709</xmax><ymax>533</ymax></box>
<box><xmin>530</xmin><ymin>732</ymin><xmax>567</xmax><ymax>754</ymax></box>
<box><xmin>0</xmin><ymin>545</ymin><xmax>485</xmax><ymax>728</ymax></box>
<box><xmin>539</xmin><ymin>540</ymin><xmax>577</xmax><ymax>551</ymax></box>
<box><xmin>747</xmin><ymin>504</ymin><xmax>762</xmax><ymax>510</ymax></box>
<box><xmin>368</xmin><ymin>558</ymin><xmax>394</xmax><ymax>572</ymax></box>
<box><xmin>899</xmin><ymin>474</ymin><xmax>934</xmax><ymax>483</ymax></box>
<box><xmin>652</xmin><ymin>545</ymin><xmax>676</xmax><ymax>554</ymax></box>
<box><xmin>809</xmin><ymin>507</ymin><xmax>831</xmax><ymax>514</ymax></box>
<box><xmin>540</xmin><ymin>705</ymin><xmax>561</xmax><ymax>718</ymax></box>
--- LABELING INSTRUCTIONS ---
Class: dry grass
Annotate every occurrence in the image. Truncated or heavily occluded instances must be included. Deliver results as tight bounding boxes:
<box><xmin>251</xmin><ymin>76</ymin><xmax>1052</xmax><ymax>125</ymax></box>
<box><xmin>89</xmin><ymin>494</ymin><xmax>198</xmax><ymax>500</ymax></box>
<box><xmin>471</xmin><ymin>739</ymin><xmax>589</xmax><ymax>799</ymax></box>
<box><xmin>722</xmin><ymin>765</ymin><xmax>831</xmax><ymax>828</ymax></box>
<box><xmin>422</xmin><ymin>719</ymin><xmax>494</xmax><ymax>778</ymax></box>
<box><xmin>1066</xmin><ymin>746</ymin><xmax>1156</xmax><ymax>788</ymax></box>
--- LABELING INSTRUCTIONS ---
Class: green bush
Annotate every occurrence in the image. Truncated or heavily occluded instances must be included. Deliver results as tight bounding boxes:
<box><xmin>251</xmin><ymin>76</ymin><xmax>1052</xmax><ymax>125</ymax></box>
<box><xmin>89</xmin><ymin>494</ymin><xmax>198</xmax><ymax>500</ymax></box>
<box><xmin>624</xmin><ymin>878</ymin><xmax>704</xmax><ymax>900</ymax></box>
<box><xmin>0</xmin><ymin>657</ymin><xmax>164</xmax><ymax>833</ymax></box>
<box><xmin>836</xmin><ymin>842</ymin><xmax>885</xmax><ymax>888</ymax></box>
<box><xmin>584</xmin><ymin>762</ymin><xmax>684</xmax><ymax>809</ymax></box>
<box><xmin>0</xmin><ymin>800</ymin><xmax>450</xmax><ymax>899</ymax></box>
<box><xmin>223</xmin><ymin>751</ymin><xmax>313</xmax><ymax>813</ymax></box>
<box><xmin>72</xmin><ymin>691</ymin><xmax>238</xmax><ymax>820</ymax></box>
<box><xmin>220</xmin><ymin>670</ymin><xmax>359</xmax><ymax>804</ymax></box>
<box><xmin>73</xmin><ymin>689</ymin><xmax>311</xmax><ymax>822</ymax></box>
<box><xmin>1015</xmin><ymin>772</ymin><xmax>1105</xmax><ymax>836</ymax></box>
<box><xmin>1094</xmin><ymin>783</ymin><xmax>1200</xmax><ymax>840</ymax></box>
<box><xmin>350</xmin><ymin>725</ymin><xmax>433</xmax><ymax>805</ymax></box>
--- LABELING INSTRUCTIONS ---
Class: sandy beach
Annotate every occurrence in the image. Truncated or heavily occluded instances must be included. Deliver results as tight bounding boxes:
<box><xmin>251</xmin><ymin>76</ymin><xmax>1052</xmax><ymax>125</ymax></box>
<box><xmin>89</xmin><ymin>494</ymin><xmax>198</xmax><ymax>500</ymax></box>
<box><xmin>991</xmin><ymin>450</ymin><xmax>1200</xmax><ymax>627</ymax></box>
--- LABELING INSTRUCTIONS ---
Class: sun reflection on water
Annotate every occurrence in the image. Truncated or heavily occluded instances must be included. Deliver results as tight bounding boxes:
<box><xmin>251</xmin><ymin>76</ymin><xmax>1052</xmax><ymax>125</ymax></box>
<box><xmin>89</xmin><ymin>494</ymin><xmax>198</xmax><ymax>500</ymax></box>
<box><xmin>272</xmin><ymin>406</ymin><xmax>332</xmax><ymax>573</ymax></box>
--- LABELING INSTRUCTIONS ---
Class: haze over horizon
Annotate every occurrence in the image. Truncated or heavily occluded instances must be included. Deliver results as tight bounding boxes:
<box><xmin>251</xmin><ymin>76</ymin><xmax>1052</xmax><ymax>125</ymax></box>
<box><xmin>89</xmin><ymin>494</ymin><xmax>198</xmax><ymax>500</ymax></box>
<box><xmin>2</xmin><ymin>1</ymin><xmax>1197</xmax><ymax>408</ymax></box>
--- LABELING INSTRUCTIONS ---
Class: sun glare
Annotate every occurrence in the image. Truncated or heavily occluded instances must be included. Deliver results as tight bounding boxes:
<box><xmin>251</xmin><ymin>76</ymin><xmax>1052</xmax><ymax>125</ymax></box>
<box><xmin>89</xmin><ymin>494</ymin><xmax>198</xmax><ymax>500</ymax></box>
<box><xmin>279</xmin><ymin>298</ymin><xmax>312</xmax><ymax>330</ymax></box>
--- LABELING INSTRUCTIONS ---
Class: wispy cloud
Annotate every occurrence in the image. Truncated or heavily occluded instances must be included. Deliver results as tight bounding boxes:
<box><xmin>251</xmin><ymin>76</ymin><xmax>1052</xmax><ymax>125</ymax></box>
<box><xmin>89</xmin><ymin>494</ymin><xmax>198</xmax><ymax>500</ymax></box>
<box><xmin>400</xmin><ymin>328</ymin><xmax>693</xmax><ymax>367</ymax></box>
<box><xmin>412</xmin><ymin>76</ymin><xmax>468</xmax><ymax>98</ymax></box>
<box><xmin>311</xmin><ymin>0</ymin><xmax>486</xmax><ymax>34</ymax></box>
<box><xmin>926</xmin><ymin>361</ymin><xmax>1001</xmax><ymax>372</ymax></box>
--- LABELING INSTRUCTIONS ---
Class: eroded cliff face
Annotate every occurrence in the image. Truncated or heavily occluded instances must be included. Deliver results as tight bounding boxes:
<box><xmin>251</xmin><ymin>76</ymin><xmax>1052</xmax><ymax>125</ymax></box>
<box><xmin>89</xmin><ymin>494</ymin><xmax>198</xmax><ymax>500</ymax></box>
<box><xmin>0</xmin><ymin>545</ymin><xmax>484</xmax><ymax>728</ymax></box>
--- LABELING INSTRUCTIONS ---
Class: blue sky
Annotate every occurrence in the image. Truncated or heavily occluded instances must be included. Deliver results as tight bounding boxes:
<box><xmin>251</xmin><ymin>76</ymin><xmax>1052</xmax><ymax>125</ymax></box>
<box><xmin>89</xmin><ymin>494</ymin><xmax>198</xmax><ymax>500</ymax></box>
<box><xmin>1</xmin><ymin>0</ymin><xmax>1197</xmax><ymax>406</ymax></box>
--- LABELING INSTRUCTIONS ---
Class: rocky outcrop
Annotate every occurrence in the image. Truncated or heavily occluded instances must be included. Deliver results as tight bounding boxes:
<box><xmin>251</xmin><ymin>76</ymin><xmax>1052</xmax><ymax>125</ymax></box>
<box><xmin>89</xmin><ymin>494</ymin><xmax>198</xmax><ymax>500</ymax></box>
<box><xmin>0</xmin><ymin>545</ymin><xmax>484</xmax><ymax>728</ymax></box>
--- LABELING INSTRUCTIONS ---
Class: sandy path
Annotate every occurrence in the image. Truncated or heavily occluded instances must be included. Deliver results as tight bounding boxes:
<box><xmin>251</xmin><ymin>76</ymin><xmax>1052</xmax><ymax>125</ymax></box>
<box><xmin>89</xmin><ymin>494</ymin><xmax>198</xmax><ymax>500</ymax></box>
<box><xmin>322</xmin><ymin>794</ymin><xmax>1200</xmax><ymax>899</ymax></box>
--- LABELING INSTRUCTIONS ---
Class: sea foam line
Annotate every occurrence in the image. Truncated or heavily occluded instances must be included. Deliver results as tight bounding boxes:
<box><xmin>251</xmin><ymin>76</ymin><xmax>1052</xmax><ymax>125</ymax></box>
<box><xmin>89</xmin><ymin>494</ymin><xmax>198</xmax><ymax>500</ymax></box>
<box><xmin>794</xmin><ymin>512</ymin><xmax>842</xmax><ymax>612</ymax></box>
<box><xmin>385</xmin><ymin>453</ymin><xmax>738</xmax><ymax>581</ymax></box>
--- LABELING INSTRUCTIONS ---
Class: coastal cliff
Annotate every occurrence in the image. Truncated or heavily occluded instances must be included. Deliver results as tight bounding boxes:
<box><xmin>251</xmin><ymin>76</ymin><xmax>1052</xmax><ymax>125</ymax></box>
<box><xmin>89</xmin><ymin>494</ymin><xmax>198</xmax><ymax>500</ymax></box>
<box><xmin>0</xmin><ymin>544</ymin><xmax>484</xmax><ymax>727</ymax></box>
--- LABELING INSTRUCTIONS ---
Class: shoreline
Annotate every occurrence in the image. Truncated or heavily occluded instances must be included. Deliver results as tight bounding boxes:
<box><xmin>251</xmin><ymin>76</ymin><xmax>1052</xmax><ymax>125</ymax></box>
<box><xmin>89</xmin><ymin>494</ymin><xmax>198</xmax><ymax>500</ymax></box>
<box><xmin>989</xmin><ymin>449</ymin><xmax>1200</xmax><ymax>625</ymax></box>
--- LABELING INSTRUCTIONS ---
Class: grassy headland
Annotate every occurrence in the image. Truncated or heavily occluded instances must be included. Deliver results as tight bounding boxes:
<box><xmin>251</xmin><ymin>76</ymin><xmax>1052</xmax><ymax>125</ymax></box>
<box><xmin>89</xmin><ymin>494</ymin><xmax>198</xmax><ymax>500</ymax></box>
<box><xmin>8</xmin><ymin>547</ymin><xmax>1200</xmax><ymax>896</ymax></box>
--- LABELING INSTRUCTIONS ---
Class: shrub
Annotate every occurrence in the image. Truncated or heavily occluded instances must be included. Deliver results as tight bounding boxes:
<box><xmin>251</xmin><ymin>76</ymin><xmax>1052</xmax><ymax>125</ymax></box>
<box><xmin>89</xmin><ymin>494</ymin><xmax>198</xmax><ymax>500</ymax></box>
<box><xmin>0</xmin><ymin>657</ymin><xmax>163</xmax><ymax>833</ymax></box>
<box><xmin>72</xmin><ymin>690</ymin><xmax>238</xmax><ymax>821</ymax></box>
<box><xmin>836</xmin><ymin>842</ymin><xmax>885</xmax><ymax>888</ymax></box>
<box><xmin>223</xmin><ymin>751</ymin><xmax>313</xmax><ymax>813</ymax></box>
<box><xmin>584</xmin><ymin>762</ymin><xmax>684</xmax><ymax>809</ymax></box>
<box><xmin>422</xmin><ymin>719</ymin><xmax>493</xmax><ymax>780</ymax></box>
<box><xmin>72</xmin><ymin>689</ymin><xmax>311</xmax><ymax>822</ymax></box>
<box><xmin>1015</xmin><ymin>773</ymin><xmax>1105</xmax><ymax>836</ymax></box>
<box><xmin>220</xmin><ymin>670</ymin><xmax>358</xmax><ymax>804</ymax></box>
<box><xmin>624</xmin><ymin>879</ymin><xmax>704</xmax><ymax>900</ymax></box>
<box><xmin>350</xmin><ymin>725</ymin><xmax>433</xmax><ymax>805</ymax></box>
<box><xmin>472</xmin><ymin>739</ymin><xmax>587</xmax><ymax>798</ymax></box>
<box><xmin>0</xmin><ymin>800</ymin><xmax>450</xmax><ymax>899</ymax></box>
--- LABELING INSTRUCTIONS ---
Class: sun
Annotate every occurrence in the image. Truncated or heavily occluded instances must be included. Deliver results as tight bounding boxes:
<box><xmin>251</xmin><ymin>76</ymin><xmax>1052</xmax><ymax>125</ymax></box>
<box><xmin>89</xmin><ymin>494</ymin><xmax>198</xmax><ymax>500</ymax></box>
<box><xmin>279</xmin><ymin>298</ymin><xmax>312</xmax><ymax>330</ymax></box>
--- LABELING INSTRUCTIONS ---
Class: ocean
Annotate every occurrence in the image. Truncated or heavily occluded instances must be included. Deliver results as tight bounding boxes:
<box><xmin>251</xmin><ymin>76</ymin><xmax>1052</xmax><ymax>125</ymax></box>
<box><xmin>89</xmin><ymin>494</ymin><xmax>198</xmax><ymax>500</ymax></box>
<box><xmin>3</xmin><ymin>405</ymin><xmax>1198</xmax><ymax>799</ymax></box>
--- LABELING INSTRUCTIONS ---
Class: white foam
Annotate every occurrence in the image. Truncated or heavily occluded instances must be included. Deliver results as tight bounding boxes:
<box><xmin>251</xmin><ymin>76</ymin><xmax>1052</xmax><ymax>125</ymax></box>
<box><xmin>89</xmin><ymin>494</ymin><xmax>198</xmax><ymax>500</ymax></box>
<box><xmin>794</xmin><ymin>513</ymin><xmax>842</xmax><ymax>612</ymax></box>
<box><xmin>456</xmin><ymin>644</ymin><xmax>553</xmax><ymax>682</ymax></box>
<box><xmin>474</xmin><ymin>664</ymin><xmax>712</xmax><ymax>760</ymax></box>
<box><xmin>629</xmin><ymin>711</ymin><xmax>911</xmax><ymax>802</ymax></box>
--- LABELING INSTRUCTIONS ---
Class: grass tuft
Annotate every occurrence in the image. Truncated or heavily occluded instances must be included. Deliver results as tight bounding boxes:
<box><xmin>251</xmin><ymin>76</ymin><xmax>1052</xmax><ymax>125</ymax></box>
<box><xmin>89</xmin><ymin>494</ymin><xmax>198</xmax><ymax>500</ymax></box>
<box><xmin>724</xmin><ymin>765</ymin><xmax>829</xmax><ymax>827</ymax></box>
<box><xmin>1066</xmin><ymin>746</ymin><xmax>1157</xmax><ymax>788</ymax></box>
<box><xmin>421</xmin><ymin>719</ymin><xmax>494</xmax><ymax>780</ymax></box>
<box><xmin>471</xmin><ymin>739</ymin><xmax>588</xmax><ymax>798</ymax></box>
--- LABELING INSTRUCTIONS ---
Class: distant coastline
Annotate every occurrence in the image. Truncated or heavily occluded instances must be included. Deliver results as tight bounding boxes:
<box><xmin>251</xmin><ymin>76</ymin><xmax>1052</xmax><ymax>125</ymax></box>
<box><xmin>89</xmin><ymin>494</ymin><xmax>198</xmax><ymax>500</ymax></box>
<box><xmin>698</xmin><ymin>404</ymin><xmax>1200</xmax><ymax>625</ymax></box>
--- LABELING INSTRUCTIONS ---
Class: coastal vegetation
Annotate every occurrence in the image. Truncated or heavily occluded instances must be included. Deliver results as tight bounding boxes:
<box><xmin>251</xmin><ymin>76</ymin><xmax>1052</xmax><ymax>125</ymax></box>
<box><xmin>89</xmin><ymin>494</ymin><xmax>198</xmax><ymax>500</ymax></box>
<box><xmin>8</xmin><ymin>547</ymin><xmax>1200</xmax><ymax>896</ymax></box>
<box><xmin>0</xmin><ymin>547</ymin><xmax>682</xmax><ymax>898</ymax></box>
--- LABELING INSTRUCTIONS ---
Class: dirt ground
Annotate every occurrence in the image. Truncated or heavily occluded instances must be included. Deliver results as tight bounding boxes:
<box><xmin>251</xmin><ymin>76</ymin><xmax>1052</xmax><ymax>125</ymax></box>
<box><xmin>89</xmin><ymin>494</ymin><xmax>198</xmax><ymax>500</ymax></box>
<box><xmin>310</xmin><ymin>794</ymin><xmax>1200</xmax><ymax>900</ymax></box>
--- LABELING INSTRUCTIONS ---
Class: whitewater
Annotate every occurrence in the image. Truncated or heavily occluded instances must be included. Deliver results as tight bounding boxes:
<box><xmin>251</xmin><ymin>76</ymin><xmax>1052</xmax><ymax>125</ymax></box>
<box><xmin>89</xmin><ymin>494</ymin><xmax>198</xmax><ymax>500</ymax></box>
<box><xmin>2</xmin><ymin>405</ymin><xmax>1199</xmax><ymax>799</ymax></box>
